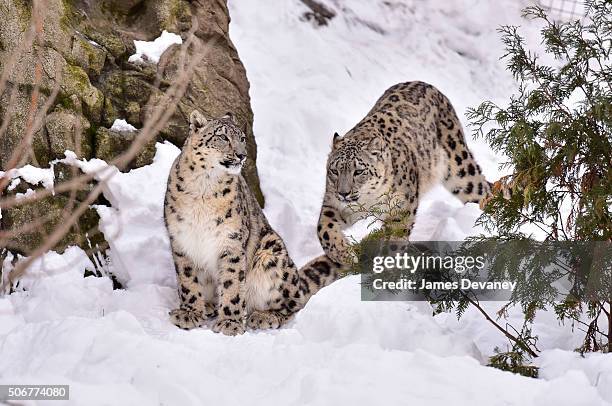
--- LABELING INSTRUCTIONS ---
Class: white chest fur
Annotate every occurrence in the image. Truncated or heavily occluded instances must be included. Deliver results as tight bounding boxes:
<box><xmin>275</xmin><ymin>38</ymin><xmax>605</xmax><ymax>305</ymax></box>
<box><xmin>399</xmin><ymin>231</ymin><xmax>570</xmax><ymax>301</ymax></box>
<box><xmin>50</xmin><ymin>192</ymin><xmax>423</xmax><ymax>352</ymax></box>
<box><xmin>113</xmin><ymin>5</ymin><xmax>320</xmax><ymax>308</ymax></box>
<box><xmin>171</xmin><ymin>198</ymin><xmax>228</xmax><ymax>279</ymax></box>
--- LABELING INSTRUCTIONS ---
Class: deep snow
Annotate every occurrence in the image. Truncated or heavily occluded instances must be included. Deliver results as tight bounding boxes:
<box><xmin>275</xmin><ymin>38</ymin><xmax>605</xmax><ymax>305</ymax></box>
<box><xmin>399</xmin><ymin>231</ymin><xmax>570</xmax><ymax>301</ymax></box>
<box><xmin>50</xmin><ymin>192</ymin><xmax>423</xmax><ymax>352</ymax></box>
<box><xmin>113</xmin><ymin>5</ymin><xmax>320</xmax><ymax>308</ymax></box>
<box><xmin>1</xmin><ymin>1</ymin><xmax>611</xmax><ymax>405</ymax></box>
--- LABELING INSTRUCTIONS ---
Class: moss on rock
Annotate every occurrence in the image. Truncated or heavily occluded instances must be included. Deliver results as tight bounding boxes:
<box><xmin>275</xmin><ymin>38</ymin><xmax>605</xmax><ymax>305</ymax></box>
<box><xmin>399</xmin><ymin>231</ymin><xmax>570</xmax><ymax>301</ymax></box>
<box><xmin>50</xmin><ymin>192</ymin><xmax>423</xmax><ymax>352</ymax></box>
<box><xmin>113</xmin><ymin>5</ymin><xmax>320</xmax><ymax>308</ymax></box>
<box><xmin>62</xmin><ymin>64</ymin><xmax>104</xmax><ymax>121</ymax></box>
<box><xmin>158</xmin><ymin>0</ymin><xmax>192</xmax><ymax>32</ymax></box>
<box><xmin>95</xmin><ymin>127</ymin><xmax>157</xmax><ymax>169</ymax></box>
<box><xmin>70</xmin><ymin>35</ymin><xmax>107</xmax><ymax>77</ymax></box>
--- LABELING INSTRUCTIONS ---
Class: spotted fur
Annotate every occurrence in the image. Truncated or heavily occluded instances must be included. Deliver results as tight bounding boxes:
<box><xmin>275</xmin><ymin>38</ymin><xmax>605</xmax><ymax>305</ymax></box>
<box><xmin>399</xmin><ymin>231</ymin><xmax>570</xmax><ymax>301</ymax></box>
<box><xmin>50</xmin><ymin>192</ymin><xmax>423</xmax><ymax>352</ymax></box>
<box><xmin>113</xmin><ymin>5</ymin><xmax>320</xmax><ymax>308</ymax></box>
<box><xmin>164</xmin><ymin>110</ymin><xmax>339</xmax><ymax>336</ymax></box>
<box><xmin>318</xmin><ymin>81</ymin><xmax>492</xmax><ymax>264</ymax></box>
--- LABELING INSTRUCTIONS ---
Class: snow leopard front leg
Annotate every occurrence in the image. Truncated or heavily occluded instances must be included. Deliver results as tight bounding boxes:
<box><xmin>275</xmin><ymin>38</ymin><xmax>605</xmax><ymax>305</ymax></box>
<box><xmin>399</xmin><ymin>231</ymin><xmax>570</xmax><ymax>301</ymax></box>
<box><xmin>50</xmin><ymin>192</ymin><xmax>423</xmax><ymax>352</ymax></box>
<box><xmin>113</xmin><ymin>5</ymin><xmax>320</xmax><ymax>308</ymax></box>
<box><xmin>381</xmin><ymin>182</ymin><xmax>420</xmax><ymax>239</ymax></box>
<box><xmin>212</xmin><ymin>235</ymin><xmax>248</xmax><ymax>336</ymax></box>
<box><xmin>168</xmin><ymin>239</ymin><xmax>217</xmax><ymax>330</ymax></box>
<box><xmin>317</xmin><ymin>202</ymin><xmax>353</xmax><ymax>265</ymax></box>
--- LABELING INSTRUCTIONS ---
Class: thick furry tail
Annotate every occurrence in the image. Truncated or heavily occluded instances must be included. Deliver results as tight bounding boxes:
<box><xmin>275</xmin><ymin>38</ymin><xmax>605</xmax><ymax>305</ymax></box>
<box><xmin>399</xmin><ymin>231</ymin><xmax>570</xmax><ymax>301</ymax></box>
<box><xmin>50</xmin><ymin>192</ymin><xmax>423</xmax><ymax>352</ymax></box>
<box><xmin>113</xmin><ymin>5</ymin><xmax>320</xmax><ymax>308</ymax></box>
<box><xmin>298</xmin><ymin>254</ymin><xmax>344</xmax><ymax>304</ymax></box>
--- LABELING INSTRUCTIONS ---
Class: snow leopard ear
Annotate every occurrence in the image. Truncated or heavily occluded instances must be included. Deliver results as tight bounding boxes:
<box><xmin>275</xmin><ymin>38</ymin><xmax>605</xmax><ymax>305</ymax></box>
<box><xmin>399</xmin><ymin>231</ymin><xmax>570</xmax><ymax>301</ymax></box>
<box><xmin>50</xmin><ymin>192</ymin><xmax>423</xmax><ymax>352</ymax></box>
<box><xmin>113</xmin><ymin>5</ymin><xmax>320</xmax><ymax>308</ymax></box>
<box><xmin>333</xmin><ymin>132</ymin><xmax>340</xmax><ymax>144</ymax></box>
<box><xmin>189</xmin><ymin>110</ymin><xmax>208</xmax><ymax>132</ymax></box>
<box><xmin>222</xmin><ymin>112</ymin><xmax>237</xmax><ymax>124</ymax></box>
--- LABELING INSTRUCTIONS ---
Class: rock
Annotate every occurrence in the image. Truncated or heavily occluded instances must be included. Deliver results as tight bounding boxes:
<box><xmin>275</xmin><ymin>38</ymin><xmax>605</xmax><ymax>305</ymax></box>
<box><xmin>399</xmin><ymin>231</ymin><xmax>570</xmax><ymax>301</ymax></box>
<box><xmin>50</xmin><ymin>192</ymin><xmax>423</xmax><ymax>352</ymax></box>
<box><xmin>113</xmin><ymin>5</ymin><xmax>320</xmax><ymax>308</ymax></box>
<box><xmin>81</xmin><ymin>25</ymin><xmax>129</xmax><ymax>60</ymax></box>
<box><xmin>95</xmin><ymin>127</ymin><xmax>157</xmax><ymax>169</ymax></box>
<box><xmin>71</xmin><ymin>35</ymin><xmax>107</xmax><ymax>77</ymax></box>
<box><xmin>103</xmin><ymin>0</ymin><xmax>146</xmax><ymax>16</ymax></box>
<box><xmin>53</xmin><ymin>162</ymin><xmax>96</xmax><ymax>202</ymax></box>
<box><xmin>154</xmin><ymin>1</ymin><xmax>265</xmax><ymax>205</ymax></box>
<box><xmin>62</xmin><ymin>63</ymin><xmax>104</xmax><ymax>121</ymax></box>
<box><xmin>156</xmin><ymin>0</ymin><xmax>192</xmax><ymax>32</ymax></box>
<box><xmin>120</xmin><ymin>72</ymin><xmax>158</xmax><ymax>105</ymax></box>
<box><xmin>0</xmin><ymin>85</ymin><xmax>49</xmax><ymax>167</ymax></box>
<box><xmin>102</xmin><ymin>97</ymin><xmax>119</xmax><ymax>127</ymax></box>
<box><xmin>45</xmin><ymin>109</ymin><xmax>92</xmax><ymax>159</ymax></box>
<box><xmin>2</xmin><ymin>193</ymin><xmax>104</xmax><ymax>255</ymax></box>
<box><xmin>98</xmin><ymin>70</ymin><xmax>160</xmax><ymax>126</ymax></box>
<box><xmin>125</xmin><ymin>101</ymin><xmax>141</xmax><ymax>125</ymax></box>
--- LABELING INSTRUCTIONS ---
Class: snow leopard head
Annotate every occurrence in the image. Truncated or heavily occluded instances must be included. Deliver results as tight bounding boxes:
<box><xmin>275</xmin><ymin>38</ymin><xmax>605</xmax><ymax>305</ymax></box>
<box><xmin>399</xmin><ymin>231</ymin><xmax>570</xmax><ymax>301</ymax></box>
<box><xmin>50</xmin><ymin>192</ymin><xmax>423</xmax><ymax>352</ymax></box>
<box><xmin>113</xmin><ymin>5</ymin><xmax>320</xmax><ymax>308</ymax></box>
<box><xmin>326</xmin><ymin>131</ymin><xmax>389</xmax><ymax>204</ymax></box>
<box><xmin>188</xmin><ymin>110</ymin><xmax>247</xmax><ymax>175</ymax></box>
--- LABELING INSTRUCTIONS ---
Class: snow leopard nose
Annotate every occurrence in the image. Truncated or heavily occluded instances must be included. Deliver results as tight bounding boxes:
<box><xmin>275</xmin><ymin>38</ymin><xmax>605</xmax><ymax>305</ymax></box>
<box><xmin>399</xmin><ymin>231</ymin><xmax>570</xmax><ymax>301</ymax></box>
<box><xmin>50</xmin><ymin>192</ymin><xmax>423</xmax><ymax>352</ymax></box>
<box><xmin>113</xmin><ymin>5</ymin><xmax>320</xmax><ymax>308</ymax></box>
<box><xmin>236</xmin><ymin>153</ymin><xmax>246</xmax><ymax>162</ymax></box>
<box><xmin>338</xmin><ymin>191</ymin><xmax>350</xmax><ymax>199</ymax></box>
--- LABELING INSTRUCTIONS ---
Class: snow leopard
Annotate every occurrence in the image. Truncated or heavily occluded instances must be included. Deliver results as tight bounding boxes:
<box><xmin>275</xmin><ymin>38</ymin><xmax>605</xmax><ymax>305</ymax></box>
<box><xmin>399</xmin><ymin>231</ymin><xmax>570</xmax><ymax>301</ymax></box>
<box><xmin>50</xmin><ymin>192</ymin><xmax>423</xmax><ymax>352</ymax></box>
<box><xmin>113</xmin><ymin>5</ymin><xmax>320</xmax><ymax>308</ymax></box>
<box><xmin>318</xmin><ymin>81</ymin><xmax>492</xmax><ymax>264</ymax></box>
<box><xmin>164</xmin><ymin>110</ymin><xmax>339</xmax><ymax>336</ymax></box>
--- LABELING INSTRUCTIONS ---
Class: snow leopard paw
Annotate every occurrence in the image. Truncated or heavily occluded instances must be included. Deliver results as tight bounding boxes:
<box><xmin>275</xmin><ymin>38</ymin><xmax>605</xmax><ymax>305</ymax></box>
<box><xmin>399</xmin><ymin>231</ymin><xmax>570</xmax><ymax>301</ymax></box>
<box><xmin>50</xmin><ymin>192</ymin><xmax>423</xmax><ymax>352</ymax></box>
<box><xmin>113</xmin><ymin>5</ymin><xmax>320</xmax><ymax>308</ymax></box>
<box><xmin>212</xmin><ymin>319</ymin><xmax>245</xmax><ymax>336</ymax></box>
<box><xmin>246</xmin><ymin>310</ymin><xmax>282</xmax><ymax>330</ymax></box>
<box><xmin>169</xmin><ymin>307</ymin><xmax>205</xmax><ymax>330</ymax></box>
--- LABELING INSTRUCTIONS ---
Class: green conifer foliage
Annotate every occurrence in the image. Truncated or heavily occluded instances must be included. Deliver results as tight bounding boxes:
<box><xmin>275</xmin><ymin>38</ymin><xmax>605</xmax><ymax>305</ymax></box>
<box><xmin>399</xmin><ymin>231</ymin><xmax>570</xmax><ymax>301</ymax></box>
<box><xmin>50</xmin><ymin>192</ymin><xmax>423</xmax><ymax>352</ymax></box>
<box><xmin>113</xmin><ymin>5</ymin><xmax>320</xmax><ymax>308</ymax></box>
<box><xmin>468</xmin><ymin>0</ymin><xmax>611</xmax><ymax>241</ymax></box>
<box><xmin>467</xmin><ymin>0</ymin><xmax>612</xmax><ymax>367</ymax></box>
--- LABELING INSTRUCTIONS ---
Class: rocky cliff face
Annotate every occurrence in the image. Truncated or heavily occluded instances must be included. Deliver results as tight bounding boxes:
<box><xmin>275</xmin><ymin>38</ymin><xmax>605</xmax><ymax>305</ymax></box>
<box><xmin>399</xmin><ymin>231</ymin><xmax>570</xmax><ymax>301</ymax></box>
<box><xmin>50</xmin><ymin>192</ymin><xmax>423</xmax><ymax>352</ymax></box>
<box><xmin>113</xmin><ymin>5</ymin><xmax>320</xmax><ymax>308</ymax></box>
<box><xmin>0</xmin><ymin>0</ymin><xmax>263</xmax><ymax>254</ymax></box>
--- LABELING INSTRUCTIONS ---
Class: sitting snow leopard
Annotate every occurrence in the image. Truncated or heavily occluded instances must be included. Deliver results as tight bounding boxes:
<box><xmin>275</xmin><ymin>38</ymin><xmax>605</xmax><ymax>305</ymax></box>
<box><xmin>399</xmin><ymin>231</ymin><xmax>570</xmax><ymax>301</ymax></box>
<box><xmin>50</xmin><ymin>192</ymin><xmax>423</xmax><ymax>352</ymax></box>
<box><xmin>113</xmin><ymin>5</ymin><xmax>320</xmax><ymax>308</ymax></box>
<box><xmin>164</xmin><ymin>110</ymin><xmax>339</xmax><ymax>336</ymax></box>
<box><xmin>318</xmin><ymin>81</ymin><xmax>492</xmax><ymax>264</ymax></box>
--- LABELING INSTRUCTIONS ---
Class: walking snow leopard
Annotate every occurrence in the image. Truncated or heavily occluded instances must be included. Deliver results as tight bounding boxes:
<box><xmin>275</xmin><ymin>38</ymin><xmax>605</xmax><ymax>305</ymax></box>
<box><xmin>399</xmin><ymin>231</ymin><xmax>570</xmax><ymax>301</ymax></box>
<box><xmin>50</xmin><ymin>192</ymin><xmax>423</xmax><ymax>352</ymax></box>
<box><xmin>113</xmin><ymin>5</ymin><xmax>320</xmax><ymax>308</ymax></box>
<box><xmin>318</xmin><ymin>81</ymin><xmax>492</xmax><ymax>265</ymax></box>
<box><xmin>164</xmin><ymin>110</ymin><xmax>339</xmax><ymax>336</ymax></box>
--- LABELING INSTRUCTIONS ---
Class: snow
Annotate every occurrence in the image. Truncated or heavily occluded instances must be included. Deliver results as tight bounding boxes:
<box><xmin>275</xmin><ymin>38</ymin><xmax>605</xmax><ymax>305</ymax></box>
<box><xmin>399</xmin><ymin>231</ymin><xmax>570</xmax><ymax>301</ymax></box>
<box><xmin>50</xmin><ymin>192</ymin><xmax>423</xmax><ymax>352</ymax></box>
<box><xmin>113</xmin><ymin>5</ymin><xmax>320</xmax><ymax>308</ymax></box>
<box><xmin>1</xmin><ymin>1</ymin><xmax>611</xmax><ymax>405</ymax></box>
<box><xmin>55</xmin><ymin>146</ymin><xmax>176</xmax><ymax>287</ymax></box>
<box><xmin>14</xmin><ymin>188</ymin><xmax>35</xmax><ymax>200</ymax></box>
<box><xmin>0</xmin><ymin>164</ymin><xmax>54</xmax><ymax>190</ymax></box>
<box><xmin>128</xmin><ymin>30</ymin><xmax>183</xmax><ymax>64</ymax></box>
<box><xmin>0</xmin><ymin>164</ymin><xmax>54</xmax><ymax>219</ymax></box>
<box><xmin>2</xmin><ymin>261</ymin><xmax>611</xmax><ymax>405</ymax></box>
<box><xmin>110</xmin><ymin>119</ymin><xmax>138</xmax><ymax>133</ymax></box>
<box><xmin>7</xmin><ymin>177</ymin><xmax>21</xmax><ymax>191</ymax></box>
<box><xmin>92</xmin><ymin>143</ymin><xmax>179</xmax><ymax>287</ymax></box>
<box><xmin>538</xmin><ymin>350</ymin><xmax>612</xmax><ymax>401</ymax></box>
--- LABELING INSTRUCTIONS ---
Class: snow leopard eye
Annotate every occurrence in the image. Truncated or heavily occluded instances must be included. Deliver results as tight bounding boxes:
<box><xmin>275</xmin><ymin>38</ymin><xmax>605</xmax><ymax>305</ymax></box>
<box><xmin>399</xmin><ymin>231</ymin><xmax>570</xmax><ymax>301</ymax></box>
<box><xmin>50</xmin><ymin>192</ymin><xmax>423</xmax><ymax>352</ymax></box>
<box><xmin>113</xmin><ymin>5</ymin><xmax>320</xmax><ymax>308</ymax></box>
<box><xmin>354</xmin><ymin>169</ymin><xmax>364</xmax><ymax>176</ymax></box>
<box><xmin>330</xmin><ymin>168</ymin><xmax>338</xmax><ymax>176</ymax></box>
<box><xmin>218</xmin><ymin>134</ymin><xmax>229</xmax><ymax>142</ymax></box>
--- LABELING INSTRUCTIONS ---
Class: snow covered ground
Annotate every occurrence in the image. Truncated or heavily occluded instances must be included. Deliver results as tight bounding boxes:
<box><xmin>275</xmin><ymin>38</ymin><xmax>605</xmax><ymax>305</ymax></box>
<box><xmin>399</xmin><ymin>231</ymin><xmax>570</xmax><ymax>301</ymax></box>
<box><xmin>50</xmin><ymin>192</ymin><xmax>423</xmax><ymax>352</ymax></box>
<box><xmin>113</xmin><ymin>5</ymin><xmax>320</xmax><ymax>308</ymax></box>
<box><xmin>1</xmin><ymin>0</ymin><xmax>611</xmax><ymax>405</ymax></box>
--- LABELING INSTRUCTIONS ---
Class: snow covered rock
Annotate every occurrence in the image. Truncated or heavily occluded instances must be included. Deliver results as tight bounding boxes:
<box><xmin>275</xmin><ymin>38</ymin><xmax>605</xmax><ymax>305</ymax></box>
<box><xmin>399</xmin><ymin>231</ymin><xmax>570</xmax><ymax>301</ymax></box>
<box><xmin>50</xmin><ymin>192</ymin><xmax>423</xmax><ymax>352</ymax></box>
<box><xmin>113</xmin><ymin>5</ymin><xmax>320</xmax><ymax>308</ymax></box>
<box><xmin>128</xmin><ymin>30</ymin><xmax>183</xmax><ymax>64</ymax></box>
<box><xmin>110</xmin><ymin>119</ymin><xmax>138</xmax><ymax>133</ymax></box>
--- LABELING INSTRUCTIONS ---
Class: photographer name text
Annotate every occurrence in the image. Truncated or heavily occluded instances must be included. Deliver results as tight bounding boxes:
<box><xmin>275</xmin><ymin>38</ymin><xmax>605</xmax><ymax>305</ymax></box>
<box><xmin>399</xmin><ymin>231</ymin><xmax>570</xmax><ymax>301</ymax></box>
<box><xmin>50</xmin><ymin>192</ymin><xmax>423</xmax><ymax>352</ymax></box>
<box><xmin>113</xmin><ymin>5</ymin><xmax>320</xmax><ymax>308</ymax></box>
<box><xmin>372</xmin><ymin>278</ymin><xmax>517</xmax><ymax>291</ymax></box>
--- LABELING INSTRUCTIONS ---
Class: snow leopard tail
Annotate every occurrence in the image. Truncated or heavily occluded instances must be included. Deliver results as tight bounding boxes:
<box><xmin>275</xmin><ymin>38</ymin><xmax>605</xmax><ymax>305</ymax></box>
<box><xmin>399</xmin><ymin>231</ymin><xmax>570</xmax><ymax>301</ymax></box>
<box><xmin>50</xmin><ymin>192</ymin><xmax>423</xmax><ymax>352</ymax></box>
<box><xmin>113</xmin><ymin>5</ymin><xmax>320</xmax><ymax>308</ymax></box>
<box><xmin>298</xmin><ymin>254</ymin><xmax>344</xmax><ymax>304</ymax></box>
